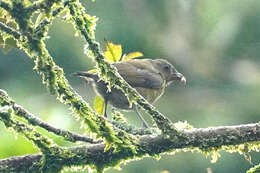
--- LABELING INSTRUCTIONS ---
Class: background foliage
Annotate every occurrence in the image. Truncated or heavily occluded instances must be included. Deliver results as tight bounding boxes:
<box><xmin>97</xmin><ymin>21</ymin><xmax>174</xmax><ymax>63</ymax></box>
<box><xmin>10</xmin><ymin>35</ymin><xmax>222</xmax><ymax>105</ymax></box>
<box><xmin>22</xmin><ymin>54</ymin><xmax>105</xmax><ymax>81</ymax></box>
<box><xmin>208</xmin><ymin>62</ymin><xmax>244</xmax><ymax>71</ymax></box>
<box><xmin>1</xmin><ymin>0</ymin><xmax>260</xmax><ymax>172</ymax></box>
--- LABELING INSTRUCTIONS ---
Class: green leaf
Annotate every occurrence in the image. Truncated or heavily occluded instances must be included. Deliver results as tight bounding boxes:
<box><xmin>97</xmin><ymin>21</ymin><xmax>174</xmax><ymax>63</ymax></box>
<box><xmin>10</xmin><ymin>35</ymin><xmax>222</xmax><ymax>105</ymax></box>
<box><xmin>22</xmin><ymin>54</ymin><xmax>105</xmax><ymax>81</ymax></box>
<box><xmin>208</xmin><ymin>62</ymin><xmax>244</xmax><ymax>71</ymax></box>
<box><xmin>94</xmin><ymin>95</ymin><xmax>105</xmax><ymax>115</ymax></box>
<box><xmin>87</xmin><ymin>69</ymin><xmax>97</xmax><ymax>74</ymax></box>
<box><xmin>104</xmin><ymin>41</ymin><xmax>122</xmax><ymax>62</ymax></box>
<box><xmin>122</xmin><ymin>51</ymin><xmax>143</xmax><ymax>61</ymax></box>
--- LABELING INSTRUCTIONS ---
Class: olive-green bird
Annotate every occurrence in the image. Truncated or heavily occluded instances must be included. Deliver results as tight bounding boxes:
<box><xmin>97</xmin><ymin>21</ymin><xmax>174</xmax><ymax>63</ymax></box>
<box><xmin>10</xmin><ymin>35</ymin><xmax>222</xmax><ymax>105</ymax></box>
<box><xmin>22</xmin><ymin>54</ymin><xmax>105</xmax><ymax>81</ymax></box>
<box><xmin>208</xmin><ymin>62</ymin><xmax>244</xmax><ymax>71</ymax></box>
<box><xmin>74</xmin><ymin>58</ymin><xmax>186</xmax><ymax>128</ymax></box>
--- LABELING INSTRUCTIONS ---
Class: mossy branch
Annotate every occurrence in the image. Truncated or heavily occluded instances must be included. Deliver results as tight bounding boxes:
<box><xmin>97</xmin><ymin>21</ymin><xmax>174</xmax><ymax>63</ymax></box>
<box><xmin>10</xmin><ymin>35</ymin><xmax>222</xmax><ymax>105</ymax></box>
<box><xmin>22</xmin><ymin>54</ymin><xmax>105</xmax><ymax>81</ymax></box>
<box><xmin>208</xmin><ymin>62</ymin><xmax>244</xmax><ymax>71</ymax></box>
<box><xmin>0</xmin><ymin>0</ymin><xmax>137</xmax><ymax>150</ymax></box>
<box><xmin>0</xmin><ymin>21</ymin><xmax>20</xmax><ymax>39</ymax></box>
<box><xmin>0</xmin><ymin>89</ymin><xmax>101</xmax><ymax>144</ymax></box>
<box><xmin>1</xmin><ymin>122</ymin><xmax>260</xmax><ymax>172</ymax></box>
<box><xmin>0</xmin><ymin>107</ymin><xmax>56</xmax><ymax>154</ymax></box>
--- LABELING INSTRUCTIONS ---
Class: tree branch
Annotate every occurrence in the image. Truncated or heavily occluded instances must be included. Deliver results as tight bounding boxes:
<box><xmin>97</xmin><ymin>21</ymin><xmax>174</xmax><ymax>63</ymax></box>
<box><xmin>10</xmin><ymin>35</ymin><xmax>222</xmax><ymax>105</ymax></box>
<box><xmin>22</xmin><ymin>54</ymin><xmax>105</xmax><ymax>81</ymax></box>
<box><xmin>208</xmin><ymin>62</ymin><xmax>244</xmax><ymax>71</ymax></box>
<box><xmin>1</xmin><ymin>122</ymin><xmax>260</xmax><ymax>172</ymax></box>
<box><xmin>0</xmin><ymin>21</ymin><xmax>21</xmax><ymax>39</ymax></box>
<box><xmin>13</xmin><ymin>104</ymin><xmax>102</xmax><ymax>144</ymax></box>
<box><xmin>0</xmin><ymin>154</ymin><xmax>42</xmax><ymax>173</ymax></box>
<box><xmin>0</xmin><ymin>89</ymin><xmax>101</xmax><ymax>144</ymax></box>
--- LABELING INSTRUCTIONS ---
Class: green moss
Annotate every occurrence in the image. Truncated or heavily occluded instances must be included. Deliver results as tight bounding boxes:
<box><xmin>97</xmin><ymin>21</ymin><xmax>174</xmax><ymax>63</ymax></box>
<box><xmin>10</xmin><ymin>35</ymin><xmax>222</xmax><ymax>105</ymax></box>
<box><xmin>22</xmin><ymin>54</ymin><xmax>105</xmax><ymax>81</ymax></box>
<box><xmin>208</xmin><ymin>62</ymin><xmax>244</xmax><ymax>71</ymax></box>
<box><xmin>2</xmin><ymin>0</ymin><xmax>260</xmax><ymax>172</ymax></box>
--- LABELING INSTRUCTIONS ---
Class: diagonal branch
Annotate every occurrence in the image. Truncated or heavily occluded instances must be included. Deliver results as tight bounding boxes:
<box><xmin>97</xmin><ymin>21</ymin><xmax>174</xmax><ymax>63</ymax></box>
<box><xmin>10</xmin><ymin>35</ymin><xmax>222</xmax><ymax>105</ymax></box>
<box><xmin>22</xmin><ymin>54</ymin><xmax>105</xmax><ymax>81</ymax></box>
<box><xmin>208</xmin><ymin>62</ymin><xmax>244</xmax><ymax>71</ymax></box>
<box><xmin>0</xmin><ymin>21</ymin><xmax>21</xmax><ymax>39</ymax></box>
<box><xmin>0</xmin><ymin>89</ymin><xmax>101</xmax><ymax>143</ymax></box>
<box><xmin>13</xmin><ymin>104</ymin><xmax>102</xmax><ymax>144</ymax></box>
<box><xmin>1</xmin><ymin>122</ymin><xmax>260</xmax><ymax>172</ymax></box>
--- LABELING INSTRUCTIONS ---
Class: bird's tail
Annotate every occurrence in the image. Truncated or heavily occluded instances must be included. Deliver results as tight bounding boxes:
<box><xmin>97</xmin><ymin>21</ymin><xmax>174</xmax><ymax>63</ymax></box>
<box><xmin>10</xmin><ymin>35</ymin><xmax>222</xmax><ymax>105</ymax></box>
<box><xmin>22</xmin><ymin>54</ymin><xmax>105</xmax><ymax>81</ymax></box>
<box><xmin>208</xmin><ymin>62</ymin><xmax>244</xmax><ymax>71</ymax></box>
<box><xmin>72</xmin><ymin>71</ymin><xmax>99</xmax><ymax>81</ymax></box>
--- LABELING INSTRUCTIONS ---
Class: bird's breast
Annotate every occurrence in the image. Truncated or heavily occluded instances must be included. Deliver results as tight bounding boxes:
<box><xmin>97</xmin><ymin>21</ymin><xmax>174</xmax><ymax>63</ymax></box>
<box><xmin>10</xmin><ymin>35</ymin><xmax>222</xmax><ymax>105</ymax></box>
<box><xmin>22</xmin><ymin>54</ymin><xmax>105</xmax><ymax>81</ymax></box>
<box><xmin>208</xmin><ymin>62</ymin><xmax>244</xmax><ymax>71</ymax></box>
<box><xmin>135</xmin><ymin>87</ymin><xmax>165</xmax><ymax>103</ymax></box>
<box><xmin>93</xmin><ymin>79</ymin><xmax>166</xmax><ymax>110</ymax></box>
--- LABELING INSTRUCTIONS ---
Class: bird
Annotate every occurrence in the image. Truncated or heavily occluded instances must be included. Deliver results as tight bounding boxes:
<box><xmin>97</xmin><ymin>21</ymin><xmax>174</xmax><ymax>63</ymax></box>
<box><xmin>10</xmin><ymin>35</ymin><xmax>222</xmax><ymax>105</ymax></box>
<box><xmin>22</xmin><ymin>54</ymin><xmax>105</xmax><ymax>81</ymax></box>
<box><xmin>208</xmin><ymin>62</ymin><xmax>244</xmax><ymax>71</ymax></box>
<box><xmin>73</xmin><ymin>58</ymin><xmax>186</xmax><ymax>128</ymax></box>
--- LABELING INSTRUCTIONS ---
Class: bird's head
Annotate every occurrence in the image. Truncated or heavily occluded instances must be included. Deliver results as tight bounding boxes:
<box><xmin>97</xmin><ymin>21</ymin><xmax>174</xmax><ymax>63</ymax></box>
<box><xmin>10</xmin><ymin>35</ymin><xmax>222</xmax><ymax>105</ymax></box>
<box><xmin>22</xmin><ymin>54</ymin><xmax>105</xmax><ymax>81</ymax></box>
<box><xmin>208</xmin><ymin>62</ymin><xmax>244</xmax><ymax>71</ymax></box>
<box><xmin>152</xmin><ymin>59</ymin><xmax>186</xmax><ymax>86</ymax></box>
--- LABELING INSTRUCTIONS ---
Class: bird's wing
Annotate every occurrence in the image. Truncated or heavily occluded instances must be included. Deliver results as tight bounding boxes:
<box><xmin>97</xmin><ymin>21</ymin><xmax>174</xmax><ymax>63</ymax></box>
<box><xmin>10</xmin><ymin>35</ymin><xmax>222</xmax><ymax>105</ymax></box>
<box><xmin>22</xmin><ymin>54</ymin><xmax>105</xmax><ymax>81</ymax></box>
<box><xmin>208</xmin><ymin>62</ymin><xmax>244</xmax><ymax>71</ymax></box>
<box><xmin>113</xmin><ymin>61</ymin><xmax>164</xmax><ymax>89</ymax></box>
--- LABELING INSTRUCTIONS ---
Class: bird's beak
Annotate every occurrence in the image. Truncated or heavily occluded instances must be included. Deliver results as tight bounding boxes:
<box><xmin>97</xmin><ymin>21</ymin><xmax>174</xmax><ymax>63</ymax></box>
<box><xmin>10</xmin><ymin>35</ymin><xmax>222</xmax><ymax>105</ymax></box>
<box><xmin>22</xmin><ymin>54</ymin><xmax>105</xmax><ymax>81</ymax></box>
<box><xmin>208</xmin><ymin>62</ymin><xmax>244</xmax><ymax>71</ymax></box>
<box><xmin>172</xmin><ymin>72</ymin><xmax>186</xmax><ymax>85</ymax></box>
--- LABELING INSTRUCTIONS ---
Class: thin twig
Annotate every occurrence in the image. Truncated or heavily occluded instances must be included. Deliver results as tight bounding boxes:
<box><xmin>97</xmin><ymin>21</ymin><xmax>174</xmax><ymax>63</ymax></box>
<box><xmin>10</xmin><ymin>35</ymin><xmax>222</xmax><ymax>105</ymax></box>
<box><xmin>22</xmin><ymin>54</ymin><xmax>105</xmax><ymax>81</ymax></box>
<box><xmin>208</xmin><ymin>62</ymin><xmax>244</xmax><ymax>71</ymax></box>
<box><xmin>0</xmin><ymin>89</ymin><xmax>101</xmax><ymax>144</ymax></box>
<box><xmin>0</xmin><ymin>21</ymin><xmax>21</xmax><ymax>39</ymax></box>
<box><xmin>13</xmin><ymin>103</ymin><xmax>102</xmax><ymax>144</ymax></box>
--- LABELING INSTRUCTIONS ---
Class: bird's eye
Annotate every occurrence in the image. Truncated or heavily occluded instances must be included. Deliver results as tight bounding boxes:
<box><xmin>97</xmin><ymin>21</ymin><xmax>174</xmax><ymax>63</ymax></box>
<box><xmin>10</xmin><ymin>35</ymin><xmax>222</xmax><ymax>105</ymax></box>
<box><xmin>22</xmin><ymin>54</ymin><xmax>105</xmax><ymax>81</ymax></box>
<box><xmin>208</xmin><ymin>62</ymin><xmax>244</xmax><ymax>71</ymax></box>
<box><xmin>163</xmin><ymin>64</ymin><xmax>170</xmax><ymax>71</ymax></box>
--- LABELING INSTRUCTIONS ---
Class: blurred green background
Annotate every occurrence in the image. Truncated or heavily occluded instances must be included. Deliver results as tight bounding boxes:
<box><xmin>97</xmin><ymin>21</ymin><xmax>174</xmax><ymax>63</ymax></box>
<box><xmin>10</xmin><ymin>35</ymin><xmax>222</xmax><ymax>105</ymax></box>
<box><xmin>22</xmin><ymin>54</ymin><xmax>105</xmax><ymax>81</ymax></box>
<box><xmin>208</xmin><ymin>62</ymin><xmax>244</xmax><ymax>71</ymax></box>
<box><xmin>1</xmin><ymin>0</ymin><xmax>260</xmax><ymax>172</ymax></box>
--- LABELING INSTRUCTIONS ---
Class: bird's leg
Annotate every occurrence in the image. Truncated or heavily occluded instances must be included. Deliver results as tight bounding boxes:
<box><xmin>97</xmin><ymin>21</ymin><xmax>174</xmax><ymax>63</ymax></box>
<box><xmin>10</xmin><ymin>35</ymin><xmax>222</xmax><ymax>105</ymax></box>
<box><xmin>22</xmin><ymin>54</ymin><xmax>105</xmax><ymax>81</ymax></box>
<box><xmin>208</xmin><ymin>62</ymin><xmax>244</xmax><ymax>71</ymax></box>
<box><xmin>133</xmin><ymin>104</ymin><xmax>149</xmax><ymax>128</ymax></box>
<box><xmin>103</xmin><ymin>99</ymin><xmax>108</xmax><ymax>118</ymax></box>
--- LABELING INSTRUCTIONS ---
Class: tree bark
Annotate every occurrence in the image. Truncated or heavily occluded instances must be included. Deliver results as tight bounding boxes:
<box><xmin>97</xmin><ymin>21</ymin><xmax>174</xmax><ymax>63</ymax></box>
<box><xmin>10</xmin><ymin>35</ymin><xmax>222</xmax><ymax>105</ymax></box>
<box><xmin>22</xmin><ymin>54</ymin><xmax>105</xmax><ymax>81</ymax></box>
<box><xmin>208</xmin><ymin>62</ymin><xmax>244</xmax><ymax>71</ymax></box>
<box><xmin>1</xmin><ymin>122</ymin><xmax>259</xmax><ymax>172</ymax></box>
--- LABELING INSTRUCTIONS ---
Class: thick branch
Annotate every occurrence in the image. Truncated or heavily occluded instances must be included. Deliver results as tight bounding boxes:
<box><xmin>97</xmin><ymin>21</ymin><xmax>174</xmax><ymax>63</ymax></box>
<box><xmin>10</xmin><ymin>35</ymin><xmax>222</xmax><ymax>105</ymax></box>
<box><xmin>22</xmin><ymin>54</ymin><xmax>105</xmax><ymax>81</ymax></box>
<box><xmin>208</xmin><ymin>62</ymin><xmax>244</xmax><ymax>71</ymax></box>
<box><xmin>1</xmin><ymin>123</ymin><xmax>260</xmax><ymax>172</ymax></box>
<box><xmin>0</xmin><ymin>154</ymin><xmax>42</xmax><ymax>173</ymax></box>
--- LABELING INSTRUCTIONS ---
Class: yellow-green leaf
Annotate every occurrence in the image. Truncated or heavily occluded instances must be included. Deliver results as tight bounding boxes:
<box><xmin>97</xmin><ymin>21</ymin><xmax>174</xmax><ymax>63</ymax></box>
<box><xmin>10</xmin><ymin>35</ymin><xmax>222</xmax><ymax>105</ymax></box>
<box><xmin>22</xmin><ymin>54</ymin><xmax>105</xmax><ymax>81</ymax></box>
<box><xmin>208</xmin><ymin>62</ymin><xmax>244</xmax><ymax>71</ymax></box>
<box><xmin>94</xmin><ymin>95</ymin><xmax>105</xmax><ymax>115</ymax></box>
<box><xmin>104</xmin><ymin>142</ymin><xmax>112</xmax><ymax>151</ymax></box>
<box><xmin>122</xmin><ymin>52</ymin><xmax>143</xmax><ymax>61</ymax></box>
<box><xmin>87</xmin><ymin>69</ymin><xmax>97</xmax><ymax>74</ymax></box>
<box><xmin>104</xmin><ymin>41</ymin><xmax>122</xmax><ymax>62</ymax></box>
